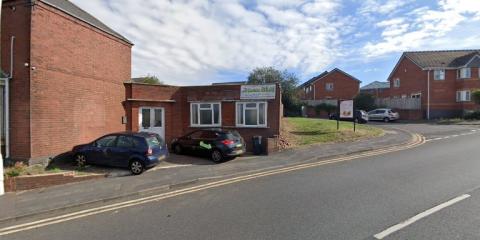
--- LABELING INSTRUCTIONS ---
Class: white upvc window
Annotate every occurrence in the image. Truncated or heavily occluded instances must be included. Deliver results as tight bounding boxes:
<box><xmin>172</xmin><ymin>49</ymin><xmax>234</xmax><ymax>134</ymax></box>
<box><xmin>411</xmin><ymin>93</ymin><xmax>421</xmax><ymax>99</ymax></box>
<box><xmin>458</xmin><ymin>68</ymin><xmax>471</xmax><ymax>79</ymax></box>
<box><xmin>393</xmin><ymin>78</ymin><xmax>400</xmax><ymax>88</ymax></box>
<box><xmin>456</xmin><ymin>90</ymin><xmax>471</xmax><ymax>102</ymax></box>
<box><xmin>236</xmin><ymin>102</ymin><xmax>267</xmax><ymax>127</ymax></box>
<box><xmin>190</xmin><ymin>102</ymin><xmax>221</xmax><ymax>127</ymax></box>
<box><xmin>325</xmin><ymin>83</ymin><xmax>334</xmax><ymax>91</ymax></box>
<box><xmin>434</xmin><ymin>69</ymin><xmax>445</xmax><ymax>80</ymax></box>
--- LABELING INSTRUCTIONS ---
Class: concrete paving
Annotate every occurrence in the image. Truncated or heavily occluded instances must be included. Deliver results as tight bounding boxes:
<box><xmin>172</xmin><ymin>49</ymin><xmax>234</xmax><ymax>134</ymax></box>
<box><xmin>0</xmin><ymin>124</ymin><xmax>411</xmax><ymax>223</ymax></box>
<box><xmin>2</xmin><ymin>124</ymin><xmax>480</xmax><ymax>239</ymax></box>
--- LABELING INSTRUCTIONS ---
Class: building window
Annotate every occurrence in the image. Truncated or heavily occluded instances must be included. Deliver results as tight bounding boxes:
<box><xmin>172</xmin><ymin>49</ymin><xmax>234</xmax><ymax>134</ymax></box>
<box><xmin>458</xmin><ymin>68</ymin><xmax>471</xmax><ymax>79</ymax></box>
<box><xmin>236</xmin><ymin>102</ymin><xmax>267</xmax><ymax>127</ymax></box>
<box><xmin>393</xmin><ymin>78</ymin><xmax>400</xmax><ymax>88</ymax></box>
<box><xmin>411</xmin><ymin>93</ymin><xmax>421</xmax><ymax>99</ymax></box>
<box><xmin>434</xmin><ymin>69</ymin><xmax>445</xmax><ymax>80</ymax></box>
<box><xmin>326</xmin><ymin>83</ymin><xmax>334</xmax><ymax>91</ymax></box>
<box><xmin>191</xmin><ymin>102</ymin><xmax>221</xmax><ymax>127</ymax></box>
<box><xmin>456</xmin><ymin>90</ymin><xmax>471</xmax><ymax>102</ymax></box>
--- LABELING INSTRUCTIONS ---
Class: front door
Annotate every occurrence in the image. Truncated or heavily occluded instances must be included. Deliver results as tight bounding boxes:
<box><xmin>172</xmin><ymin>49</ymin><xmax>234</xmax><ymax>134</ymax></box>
<box><xmin>139</xmin><ymin>107</ymin><xmax>165</xmax><ymax>140</ymax></box>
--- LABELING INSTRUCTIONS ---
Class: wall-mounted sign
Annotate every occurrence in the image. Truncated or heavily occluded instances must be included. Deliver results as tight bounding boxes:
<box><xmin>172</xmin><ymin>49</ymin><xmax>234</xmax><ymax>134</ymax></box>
<box><xmin>339</xmin><ymin>100</ymin><xmax>354</xmax><ymax>118</ymax></box>
<box><xmin>240</xmin><ymin>84</ymin><xmax>276</xmax><ymax>99</ymax></box>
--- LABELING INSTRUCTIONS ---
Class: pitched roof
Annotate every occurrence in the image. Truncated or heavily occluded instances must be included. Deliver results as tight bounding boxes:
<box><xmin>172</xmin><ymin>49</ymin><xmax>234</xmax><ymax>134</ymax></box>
<box><xmin>299</xmin><ymin>68</ymin><xmax>361</xmax><ymax>88</ymax></box>
<box><xmin>404</xmin><ymin>50</ymin><xmax>480</xmax><ymax>68</ymax></box>
<box><xmin>360</xmin><ymin>81</ymin><xmax>389</xmax><ymax>90</ymax></box>
<box><xmin>39</xmin><ymin>0</ymin><xmax>132</xmax><ymax>45</ymax></box>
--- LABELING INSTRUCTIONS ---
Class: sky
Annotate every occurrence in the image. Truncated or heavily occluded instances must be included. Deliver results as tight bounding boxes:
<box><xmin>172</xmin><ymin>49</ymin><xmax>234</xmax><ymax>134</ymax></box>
<box><xmin>71</xmin><ymin>0</ymin><xmax>480</xmax><ymax>86</ymax></box>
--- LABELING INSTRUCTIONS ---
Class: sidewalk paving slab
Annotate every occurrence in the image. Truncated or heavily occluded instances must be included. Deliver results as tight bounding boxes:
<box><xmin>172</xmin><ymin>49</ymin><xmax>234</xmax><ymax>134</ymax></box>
<box><xmin>0</xmin><ymin>126</ymin><xmax>412</xmax><ymax>224</ymax></box>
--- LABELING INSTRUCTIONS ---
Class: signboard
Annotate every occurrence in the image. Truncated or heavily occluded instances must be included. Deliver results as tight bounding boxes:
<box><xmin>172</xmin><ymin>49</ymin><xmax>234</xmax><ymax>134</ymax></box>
<box><xmin>339</xmin><ymin>100</ymin><xmax>354</xmax><ymax>118</ymax></box>
<box><xmin>240</xmin><ymin>85</ymin><xmax>276</xmax><ymax>99</ymax></box>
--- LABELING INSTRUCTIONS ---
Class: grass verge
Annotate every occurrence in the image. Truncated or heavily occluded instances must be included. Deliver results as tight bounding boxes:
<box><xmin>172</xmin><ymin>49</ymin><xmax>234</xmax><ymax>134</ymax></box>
<box><xmin>283</xmin><ymin>117</ymin><xmax>384</xmax><ymax>146</ymax></box>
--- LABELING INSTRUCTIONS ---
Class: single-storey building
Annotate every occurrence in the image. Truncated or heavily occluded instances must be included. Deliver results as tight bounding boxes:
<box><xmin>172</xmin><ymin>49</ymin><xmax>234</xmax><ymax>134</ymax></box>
<box><xmin>124</xmin><ymin>82</ymin><xmax>282</xmax><ymax>153</ymax></box>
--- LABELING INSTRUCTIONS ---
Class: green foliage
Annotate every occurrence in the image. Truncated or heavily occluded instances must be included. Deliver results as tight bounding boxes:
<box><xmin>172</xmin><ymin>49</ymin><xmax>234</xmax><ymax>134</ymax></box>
<box><xmin>5</xmin><ymin>162</ymin><xmax>26</xmax><ymax>177</ymax></box>
<box><xmin>464</xmin><ymin>111</ymin><xmax>480</xmax><ymax>120</ymax></box>
<box><xmin>314</xmin><ymin>103</ymin><xmax>337</xmax><ymax>115</ymax></box>
<box><xmin>140</xmin><ymin>75</ymin><xmax>163</xmax><ymax>85</ymax></box>
<box><xmin>471</xmin><ymin>90</ymin><xmax>480</xmax><ymax>105</ymax></box>
<box><xmin>247</xmin><ymin>67</ymin><xmax>300</xmax><ymax>115</ymax></box>
<box><xmin>354</xmin><ymin>93</ymin><xmax>376</xmax><ymax>111</ymax></box>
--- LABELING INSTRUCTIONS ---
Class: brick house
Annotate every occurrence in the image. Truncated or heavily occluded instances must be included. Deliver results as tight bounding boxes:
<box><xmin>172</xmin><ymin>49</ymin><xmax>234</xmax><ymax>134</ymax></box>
<box><xmin>300</xmin><ymin>68</ymin><xmax>361</xmax><ymax>101</ymax></box>
<box><xmin>299</xmin><ymin>68</ymin><xmax>361</xmax><ymax>118</ymax></box>
<box><xmin>387</xmin><ymin>50</ymin><xmax>480</xmax><ymax>119</ymax></box>
<box><xmin>124</xmin><ymin>83</ymin><xmax>282</xmax><ymax>153</ymax></box>
<box><xmin>360</xmin><ymin>81</ymin><xmax>390</xmax><ymax>98</ymax></box>
<box><xmin>1</xmin><ymin>0</ymin><xmax>132</xmax><ymax>163</ymax></box>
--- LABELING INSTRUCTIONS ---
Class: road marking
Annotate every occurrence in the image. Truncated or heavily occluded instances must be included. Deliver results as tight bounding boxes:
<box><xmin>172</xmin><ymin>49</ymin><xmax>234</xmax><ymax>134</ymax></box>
<box><xmin>426</xmin><ymin>130</ymin><xmax>480</xmax><ymax>142</ymax></box>
<box><xmin>374</xmin><ymin>194</ymin><xmax>471</xmax><ymax>239</ymax></box>
<box><xmin>0</xmin><ymin>134</ymin><xmax>425</xmax><ymax>236</ymax></box>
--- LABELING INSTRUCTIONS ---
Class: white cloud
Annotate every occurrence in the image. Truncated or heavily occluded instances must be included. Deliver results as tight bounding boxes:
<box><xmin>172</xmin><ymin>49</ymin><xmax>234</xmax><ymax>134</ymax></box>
<box><xmin>359</xmin><ymin>0</ymin><xmax>412</xmax><ymax>15</ymax></box>
<box><xmin>71</xmin><ymin>0</ymin><xmax>344</xmax><ymax>85</ymax></box>
<box><xmin>362</xmin><ymin>0</ymin><xmax>480</xmax><ymax>57</ymax></box>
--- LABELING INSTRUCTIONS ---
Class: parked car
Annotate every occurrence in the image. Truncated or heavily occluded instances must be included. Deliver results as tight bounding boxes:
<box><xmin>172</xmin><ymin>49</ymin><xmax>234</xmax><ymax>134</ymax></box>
<box><xmin>71</xmin><ymin>132</ymin><xmax>168</xmax><ymax>175</ymax></box>
<box><xmin>171</xmin><ymin>129</ymin><xmax>246</xmax><ymax>163</ymax></box>
<box><xmin>367</xmin><ymin>108</ymin><xmax>399</xmax><ymax>122</ymax></box>
<box><xmin>328</xmin><ymin>110</ymin><xmax>369</xmax><ymax>123</ymax></box>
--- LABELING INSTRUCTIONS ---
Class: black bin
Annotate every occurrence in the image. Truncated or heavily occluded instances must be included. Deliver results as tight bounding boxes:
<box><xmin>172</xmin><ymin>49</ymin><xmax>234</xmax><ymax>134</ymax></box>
<box><xmin>252</xmin><ymin>136</ymin><xmax>263</xmax><ymax>155</ymax></box>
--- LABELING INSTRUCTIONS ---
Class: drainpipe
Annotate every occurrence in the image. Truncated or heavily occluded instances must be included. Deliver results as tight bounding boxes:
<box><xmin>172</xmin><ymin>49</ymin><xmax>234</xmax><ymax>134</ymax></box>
<box><xmin>427</xmin><ymin>69</ymin><xmax>431</xmax><ymax>120</ymax></box>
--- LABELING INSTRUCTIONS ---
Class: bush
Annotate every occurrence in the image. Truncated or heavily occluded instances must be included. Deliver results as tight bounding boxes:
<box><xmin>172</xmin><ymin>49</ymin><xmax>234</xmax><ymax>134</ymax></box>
<box><xmin>5</xmin><ymin>162</ymin><xmax>26</xmax><ymax>177</ymax></box>
<box><xmin>472</xmin><ymin>90</ymin><xmax>480</xmax><ymax>105</ymax></box>
<box><xmin>314</xmin><ymin>103</ymin><xmax>337</xmax><ymax>115</ymax></box>
<box><xmin>464</xmin><ymin>111</ymin><xmax>480</xmax><ymax>120</ymax></box>
<box><xmin>354</xmin><ymin>93</ymin><xmax>376</xmax><ymax>111</ymax></box>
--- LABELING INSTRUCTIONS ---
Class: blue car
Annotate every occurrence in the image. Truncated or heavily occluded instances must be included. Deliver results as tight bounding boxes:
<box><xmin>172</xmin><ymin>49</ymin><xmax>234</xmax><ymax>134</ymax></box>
<box><xmin>71</xmin><ymin>132</ymin><xmax>168</xmax><ymax>175</ymax></box>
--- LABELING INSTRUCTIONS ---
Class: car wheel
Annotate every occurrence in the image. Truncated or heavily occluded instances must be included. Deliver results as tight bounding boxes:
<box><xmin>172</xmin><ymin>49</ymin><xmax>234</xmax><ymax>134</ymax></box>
<box><xmin>211</xmin><ymin>149</ymin><xmax>224</xmax><ymax>163</ymax></box>
<box><xmin>75</xmin><ymin>154</ymin><xmax>87</xmax><ymax>167</ymax></box>
<box><xmin>129</xmin><ymin>159</ymin><xmax>145</xmax><ymax>175</ymax></box>
<box><xmin>173</xmin><ymin>144</ymin><xmax>183</xmax><ymax>155</ymax></box>
<box><xmin>383</xmin><ymin>117</ymin><xmax>390</xmax><ymax>123</ymax></box>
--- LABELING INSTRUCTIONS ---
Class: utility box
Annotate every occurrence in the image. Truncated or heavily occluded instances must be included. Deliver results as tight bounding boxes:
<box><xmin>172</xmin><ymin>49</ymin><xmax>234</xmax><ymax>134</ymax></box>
<box><xmin>252</xmin><ymin>136</ymin><xmax>263</xmax><ymax>155</ymax></box>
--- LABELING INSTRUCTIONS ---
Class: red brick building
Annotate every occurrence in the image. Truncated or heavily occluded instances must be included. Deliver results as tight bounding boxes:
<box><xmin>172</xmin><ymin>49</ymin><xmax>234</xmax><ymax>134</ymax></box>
<box><xmin>360</xmin><ymin>81</ymin><xmax>390</xmax><ymax>98</ymax></box>
<box><xmin>1</xmin><ymin>0</ymin><xmax>132</xmax><ymax>163</ymax></box>
<box><xmin>124</xmin><ymin>83</ymin><xmax>282</xmax><ymax>152</ymax></box>
<box><xmin>300</xmin><ymin>68</ymin><xmax>361</xmax><ymax>101</ymax></box>
<box><xmin>387</xmin><ymin>50</ymin><xmax>480</xmax><ymax>119</ymax></box>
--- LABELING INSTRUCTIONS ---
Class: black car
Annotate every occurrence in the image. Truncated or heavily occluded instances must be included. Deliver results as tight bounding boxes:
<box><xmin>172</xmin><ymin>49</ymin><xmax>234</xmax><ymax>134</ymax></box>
<box><xmin>171</xmin><ymin>129</ymin><xmax>246</xmax><ymax>163</ymax></box>
<box><xmin>71</xmin><ymin>132</ymin><xmax>168</xmax><ymax>175</ymax></box>
<box><xmin>329</xmin><ymin>110</ymin><xmax>369</xmax><ymax>123</ymax></box>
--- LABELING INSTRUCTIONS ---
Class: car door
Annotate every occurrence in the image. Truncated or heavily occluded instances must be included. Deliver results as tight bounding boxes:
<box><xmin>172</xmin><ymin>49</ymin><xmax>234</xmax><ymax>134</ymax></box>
<box><xmin>110</xmin><ymin>135</ymin><xmax>137</xmax><ymax>168</ymax></box>
<box><xmin>181</xmin><ymin>131</ymin><xmax>202</xmax><ymax>152</ymax></box>
<box><xmin>197</xmin><ymin>131</ymin><xmax>217</xmax><ymax>156</ymax></box>
<box><xmin>91</xmin><ymin>135</ymin><xmax>118</xmax><ymax>165</ymax></box>
<box><xmin>368</xmin><ymin>110</ymin><xmax>378</xmax><ymax>120</ymax></box>
<box><xmin>189</xmin><ymin>130</ymin><xmax>206</xmax><ymax>154</ymax></box>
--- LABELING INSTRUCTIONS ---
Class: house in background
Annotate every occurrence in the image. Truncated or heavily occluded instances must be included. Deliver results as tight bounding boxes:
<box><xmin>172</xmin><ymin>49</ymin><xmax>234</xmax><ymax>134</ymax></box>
<box><xmin>1</xmin><ymin>0</ymin><xmax>132</xmax><ymax>163</ymax></box>
<box><xmin>387</xmin><ymin>50</ymin><xmax>480</xmax><ymax>119</ymax></box>
<box><xmin>299</xmin><ymin>68</ymin><xmax>361</xmax><ymax>118</ymax></box>
<box><xmin>360</xmin><ymin>81</ymin><xmax>390</xmax><ymax>98</ymax></box>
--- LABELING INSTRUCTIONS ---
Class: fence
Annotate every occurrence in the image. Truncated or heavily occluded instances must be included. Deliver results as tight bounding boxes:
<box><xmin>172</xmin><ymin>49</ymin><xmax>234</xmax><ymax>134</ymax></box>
<box><xmin>302</xmin><ymin>99</ymin><xmax>338</xmax><ymax>107</ymax></box>
<box><xmin>375</xmin><ymin>98</ymin><xmax>421</xmax><ymax>110</ymax></box>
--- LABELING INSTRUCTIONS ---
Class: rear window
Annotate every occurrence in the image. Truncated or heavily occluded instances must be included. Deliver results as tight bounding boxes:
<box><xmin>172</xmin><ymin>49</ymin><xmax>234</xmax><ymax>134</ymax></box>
<box><xmin>146</xmin><ymin>135</ymin><xmax>164</xmax><ymax>147</ymax></box>
<box><xmin>221</xmin><ymin>131</ymin><xmax>241</xmax><ymax>140</ymax></box>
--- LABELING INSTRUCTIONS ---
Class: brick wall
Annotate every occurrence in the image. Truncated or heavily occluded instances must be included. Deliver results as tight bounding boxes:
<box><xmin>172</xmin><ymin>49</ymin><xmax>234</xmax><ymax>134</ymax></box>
<box><xmin>313</xmin><ymin>70</ymin><xmax>360</xmax><ymax>100</ymax></box>
<box><xmin>6</xmin><ymin>1</ymin><xmax>132</xmax><ymax>162</ymax></box>
<box><xmin>126</xmin><ymin>83</ymin><xmax>282</xmax><ymax>152</ymax></box>
<box><xmin>1</xmin><ymin>1</ymin><xmax>32</xmax><ymax>160</ymax></box>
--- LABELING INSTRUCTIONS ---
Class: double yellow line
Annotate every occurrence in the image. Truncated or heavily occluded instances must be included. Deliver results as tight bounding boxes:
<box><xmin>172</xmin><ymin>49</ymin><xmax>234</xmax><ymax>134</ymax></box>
<box><xmin>0</xmin><ymin>133</ymin><xmax>425</xmax><ymax>236</ymax></box>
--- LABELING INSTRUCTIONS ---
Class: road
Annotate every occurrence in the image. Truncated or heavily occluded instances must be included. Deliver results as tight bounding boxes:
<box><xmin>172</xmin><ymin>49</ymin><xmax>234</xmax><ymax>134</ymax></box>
<box><xmin>2</xmin><ymin>126</ymin><xmax>480</xmax><ymax>240</ymax></box>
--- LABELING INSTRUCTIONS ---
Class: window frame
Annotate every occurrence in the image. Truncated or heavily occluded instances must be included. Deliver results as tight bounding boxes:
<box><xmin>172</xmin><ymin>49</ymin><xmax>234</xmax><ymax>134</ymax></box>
<box><xmin>325</xmin><ymin>83</ymin><xmax>334</xmax><ymax>91</ymax></box>
<box><xmin>190</xmin><ymin>102</ymin><xmax>222</xmax><ymax>127</ymax></box>
<box><xmin>434</xmin><ymin>69</ymin><xmax>445</xmax><ymax>80</ymax></box>
<box><xmin>393</xmin><ymin>78</ymin><xmax>400</xmax><ymax>88</ymax></box>
<box><xmin>456</xmin><ymin>90</ymin><xmax>471</xmax><ymax>102</ymax></box>
<box><xmin>411</xmin><ymin>93</ymin><xmax>421</xmax><ymax>99</ymax></box>
<box><xmin>458</xmin><ymin>68</ymin><xmax>471</xmax><ymax>79</ymax></box>
<box><xmin>236</xmin><ymin>101</ymin><xmax>268</xmax><ymax>128</ymax></box>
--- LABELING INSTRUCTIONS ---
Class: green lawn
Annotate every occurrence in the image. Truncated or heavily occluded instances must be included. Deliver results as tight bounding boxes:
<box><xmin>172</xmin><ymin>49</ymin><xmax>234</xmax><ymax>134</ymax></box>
<box><xmin>284</xmin><ymin>117</ymin><xmax>384</xmax><ymax>146</ymax></box>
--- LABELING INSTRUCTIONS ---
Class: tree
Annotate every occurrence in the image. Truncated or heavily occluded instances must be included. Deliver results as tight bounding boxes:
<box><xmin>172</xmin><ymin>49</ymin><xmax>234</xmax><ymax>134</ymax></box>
<box><xmin>471</xmin><ymin>89</ymin><xmax>480</xmax><ymax>105</ymax></box>
<box><xmin>353</xmin><ymin>93</ymin><xmax>376</xmax><ymax>111</ymax></box>
<box><xmin>247</xmin><ymin>67</ymin><xmax>300</xmax><ymax>115</ymax></box>
<box><xmin>140</xmin><ymin>75</ymin><xmax>163</xmax><ymax>85</ymax></box>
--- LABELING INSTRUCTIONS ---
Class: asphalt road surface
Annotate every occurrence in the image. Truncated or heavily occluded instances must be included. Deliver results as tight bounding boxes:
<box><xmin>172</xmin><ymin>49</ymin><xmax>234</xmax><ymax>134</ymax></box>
<box><xmin>3</xmin><ymin>128</ymin><xmax>480</xmax><ymax>240</ymax></box>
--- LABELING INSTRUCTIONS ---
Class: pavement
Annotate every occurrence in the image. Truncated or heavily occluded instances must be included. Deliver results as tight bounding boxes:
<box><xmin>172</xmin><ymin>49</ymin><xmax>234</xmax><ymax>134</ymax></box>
<box><xmin>2</xmin><ymin>122</ymin><xmax>480</xmax><ymax>239</ymax></box>
<box><xmin>0</xmin><ymin>124</ymin><xmax>412</xmax><ymax>224</ymax></box>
